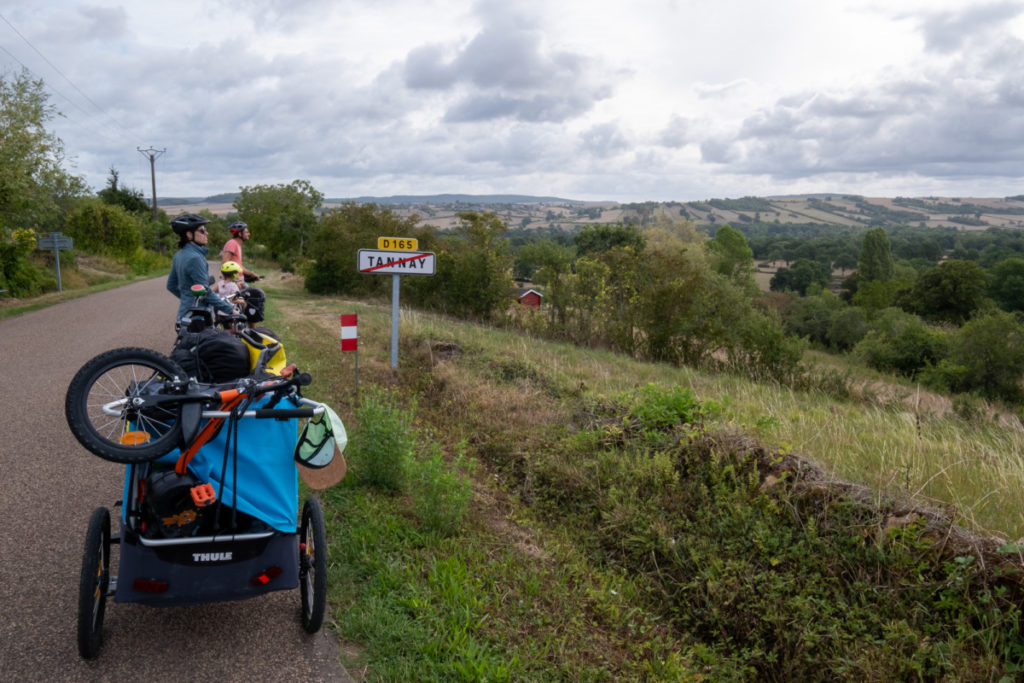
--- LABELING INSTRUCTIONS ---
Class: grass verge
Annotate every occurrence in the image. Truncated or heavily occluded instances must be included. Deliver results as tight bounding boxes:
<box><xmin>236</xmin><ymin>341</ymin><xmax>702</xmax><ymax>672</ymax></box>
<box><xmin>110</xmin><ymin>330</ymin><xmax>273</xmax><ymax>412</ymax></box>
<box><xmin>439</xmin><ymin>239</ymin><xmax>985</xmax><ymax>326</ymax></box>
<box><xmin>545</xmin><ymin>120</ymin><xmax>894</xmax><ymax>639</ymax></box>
<box><xmin>263</xmin><ymin>282</ymin><xmax>1024</xmax><ymax>681</ymax></box>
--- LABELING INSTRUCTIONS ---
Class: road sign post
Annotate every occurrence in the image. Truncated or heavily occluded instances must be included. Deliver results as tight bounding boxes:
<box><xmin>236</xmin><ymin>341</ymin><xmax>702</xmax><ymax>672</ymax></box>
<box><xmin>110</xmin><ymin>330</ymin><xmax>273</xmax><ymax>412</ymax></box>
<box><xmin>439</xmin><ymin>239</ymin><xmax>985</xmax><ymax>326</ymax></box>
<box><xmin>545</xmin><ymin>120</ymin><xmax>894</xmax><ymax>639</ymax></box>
<box><xmin>35</xmin><ymin>232</ymin><xmax>74</xmax><ymax>292</ymax></box>
<box><xmin>357</xmin><ymin>244</ymin><xmax>436</xmax><ymax>368</ymax></box>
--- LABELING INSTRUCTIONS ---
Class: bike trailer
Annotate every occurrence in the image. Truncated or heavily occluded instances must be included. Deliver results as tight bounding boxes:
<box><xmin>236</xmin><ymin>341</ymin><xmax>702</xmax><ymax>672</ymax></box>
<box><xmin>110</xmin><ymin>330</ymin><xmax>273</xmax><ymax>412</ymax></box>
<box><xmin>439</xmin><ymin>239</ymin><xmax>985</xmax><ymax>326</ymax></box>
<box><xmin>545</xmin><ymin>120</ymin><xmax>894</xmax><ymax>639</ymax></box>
<box><xmin>67</xmin><ymin>347</ymin><xmax>334</xmax><ymax>658</ymax></box>
<box><xmin>115</xmin><ymin>394</ymin><xmax>301</xmax><ymax>606</ymax></box>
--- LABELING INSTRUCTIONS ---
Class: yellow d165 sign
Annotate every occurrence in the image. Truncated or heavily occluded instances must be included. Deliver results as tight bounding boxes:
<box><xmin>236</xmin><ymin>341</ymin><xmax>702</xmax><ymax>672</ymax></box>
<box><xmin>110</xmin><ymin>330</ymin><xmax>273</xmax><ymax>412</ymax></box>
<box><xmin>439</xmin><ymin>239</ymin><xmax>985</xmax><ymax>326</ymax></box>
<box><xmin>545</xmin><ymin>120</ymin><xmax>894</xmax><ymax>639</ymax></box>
<box><xmin>377</xmin><ymin>236</ymin><xmax>419</xmax><ymax>251</ymax></box>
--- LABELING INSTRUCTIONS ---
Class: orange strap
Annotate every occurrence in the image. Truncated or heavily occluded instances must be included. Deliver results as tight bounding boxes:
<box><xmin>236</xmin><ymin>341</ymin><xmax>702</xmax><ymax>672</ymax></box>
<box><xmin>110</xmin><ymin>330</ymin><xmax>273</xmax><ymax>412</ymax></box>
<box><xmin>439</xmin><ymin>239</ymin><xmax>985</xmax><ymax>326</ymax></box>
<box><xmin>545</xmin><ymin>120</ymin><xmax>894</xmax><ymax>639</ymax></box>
<box><xmin>175</xmin><ymin>391</ymin><xmax>246</xmax><ymax>475</ymax></box>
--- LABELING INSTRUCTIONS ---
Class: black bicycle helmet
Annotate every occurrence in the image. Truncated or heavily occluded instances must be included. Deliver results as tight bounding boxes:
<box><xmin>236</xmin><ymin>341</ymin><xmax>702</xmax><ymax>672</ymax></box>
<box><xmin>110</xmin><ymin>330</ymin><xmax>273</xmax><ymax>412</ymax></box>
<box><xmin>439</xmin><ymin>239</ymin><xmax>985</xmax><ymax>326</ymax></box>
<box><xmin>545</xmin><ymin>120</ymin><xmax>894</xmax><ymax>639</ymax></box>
<box><xmin>170</xmin><ymin>213</ymin><xmax>210</xmax><ymax>236</ymax></box>
<box><xmin>228</xmin><ymin>221</ymin><xmax>248</xmax><ymax>236</ymax></box>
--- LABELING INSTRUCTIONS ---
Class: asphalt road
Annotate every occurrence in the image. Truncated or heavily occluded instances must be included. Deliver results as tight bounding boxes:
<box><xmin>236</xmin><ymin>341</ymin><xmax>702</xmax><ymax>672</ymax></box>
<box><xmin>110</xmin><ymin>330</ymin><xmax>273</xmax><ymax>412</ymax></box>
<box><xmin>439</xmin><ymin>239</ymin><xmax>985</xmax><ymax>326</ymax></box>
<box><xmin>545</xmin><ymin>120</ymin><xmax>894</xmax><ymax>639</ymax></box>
<box><xmin>0</xmin><ymin>276</ymin><xmax>352</xmax><ymax>682</ymax></box>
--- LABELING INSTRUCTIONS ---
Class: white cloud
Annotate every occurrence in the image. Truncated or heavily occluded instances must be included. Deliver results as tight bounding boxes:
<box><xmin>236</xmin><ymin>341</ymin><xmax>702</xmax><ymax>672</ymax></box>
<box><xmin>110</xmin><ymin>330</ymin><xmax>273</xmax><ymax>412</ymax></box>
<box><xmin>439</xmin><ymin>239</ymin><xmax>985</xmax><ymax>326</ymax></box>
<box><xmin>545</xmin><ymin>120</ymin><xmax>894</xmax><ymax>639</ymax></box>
<box><xmin>2</xmin><ymin>0</ymin><xmax>1024</xmax><ymax>202</ymax></box>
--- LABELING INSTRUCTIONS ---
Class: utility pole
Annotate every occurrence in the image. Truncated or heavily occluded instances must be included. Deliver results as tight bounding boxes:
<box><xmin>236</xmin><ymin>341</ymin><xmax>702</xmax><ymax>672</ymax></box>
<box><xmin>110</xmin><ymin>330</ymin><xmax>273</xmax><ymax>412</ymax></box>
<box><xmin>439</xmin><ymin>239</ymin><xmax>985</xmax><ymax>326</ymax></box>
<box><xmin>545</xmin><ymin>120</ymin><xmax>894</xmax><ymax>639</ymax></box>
<box><xmin>137</xmin><ymin>146</ymin><xmax>166</xmax><ymax>221</ymax></box>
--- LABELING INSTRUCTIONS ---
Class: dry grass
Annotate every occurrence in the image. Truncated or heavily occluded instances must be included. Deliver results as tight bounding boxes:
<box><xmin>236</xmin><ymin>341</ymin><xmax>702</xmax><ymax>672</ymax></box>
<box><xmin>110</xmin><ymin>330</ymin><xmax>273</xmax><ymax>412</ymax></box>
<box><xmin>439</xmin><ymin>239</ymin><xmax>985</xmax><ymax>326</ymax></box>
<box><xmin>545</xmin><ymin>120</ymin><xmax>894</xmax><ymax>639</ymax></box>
<box><xmin>272</xmin><ymin>278</ymin><xmax>1024</xmax><ymax>541</ymax></box>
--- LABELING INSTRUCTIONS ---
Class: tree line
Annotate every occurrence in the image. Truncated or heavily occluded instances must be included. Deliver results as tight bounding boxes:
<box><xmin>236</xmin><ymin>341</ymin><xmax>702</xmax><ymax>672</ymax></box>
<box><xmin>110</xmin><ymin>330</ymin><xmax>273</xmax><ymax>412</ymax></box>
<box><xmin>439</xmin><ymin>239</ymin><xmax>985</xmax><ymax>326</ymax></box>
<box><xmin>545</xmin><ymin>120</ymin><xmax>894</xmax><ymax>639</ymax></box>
<box><xmin>6</xmin><ymin>68</ymin><xmax>1024</xmax><ymax>410</ymax></box>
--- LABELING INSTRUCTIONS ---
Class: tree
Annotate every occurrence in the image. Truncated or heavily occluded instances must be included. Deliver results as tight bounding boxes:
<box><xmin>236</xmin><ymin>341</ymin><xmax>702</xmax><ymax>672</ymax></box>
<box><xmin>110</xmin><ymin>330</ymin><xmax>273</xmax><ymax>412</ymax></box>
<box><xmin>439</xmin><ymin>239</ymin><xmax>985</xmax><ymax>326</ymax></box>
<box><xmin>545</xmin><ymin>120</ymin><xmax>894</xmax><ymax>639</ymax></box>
<box><xmin>0</xmin><ymin>69</ymin><xmax>87</xmax><ymax>231</ymax></box>
<box><xmin>905</xmin><ymin>259</ymin><xmax>988</xmax><ymax>325</ymax></box>
<box><xmin>923</xmin><ymin>310</ymin><xmax>1024</xmax><ymax>403</ymax></box>
<box><xmin>408</xmin><ymin>212</ymin><xmax>514</xmax><ymax>322</ymax></box>
<box><xmin>515</xmin><ymin>238</ymin><xmax>574</xmax><ymax>285</ymax></box>
<box><xmin>988</xmin><ymin>258</ymin><xmax>1024</xmax><ymax>312</ymax></box>
<box><xmin>574</xmin><ymin>223</ymin><xmax>644</xmax><ymax>257</ymax></box>
<box><xmin>708</xmin><ymin>224</ymin><xmax>755</xmax><ymax>283</ymax></box>
<box><xmin>97</xmin><ymin>167</ymin><xmax>149</xmax><ymax>215</ymax></box>
<box><xmin>233</xmin><ymin>179</ymin><xmax>323</xmax><ymax>264</ymax></box>
<box><xmin>858</xmin><ymin>227</ymin><xmax>894</xmax><ymax>283</ymax></box>
<box><xmin>305</xmin><ymin>202</ymin><xmax>423</xmax><ymax>296</ymax></box>
<box><xmin>769</xmin><ymin>258</ymin><xmax>830</xmax><ymax>296</ymax></box>
<box><xmin>827</xmin><ymin>307</ymin><xmax>868</xmax><ymax>351</ymax></box>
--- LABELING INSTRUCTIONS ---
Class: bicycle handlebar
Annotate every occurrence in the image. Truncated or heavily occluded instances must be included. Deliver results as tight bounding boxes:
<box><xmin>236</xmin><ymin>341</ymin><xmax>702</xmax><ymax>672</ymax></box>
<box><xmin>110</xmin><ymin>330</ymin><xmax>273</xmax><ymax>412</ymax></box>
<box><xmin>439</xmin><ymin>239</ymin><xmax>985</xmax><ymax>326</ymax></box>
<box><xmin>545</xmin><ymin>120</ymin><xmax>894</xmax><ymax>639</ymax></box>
<box><xmin>251</xmin><ymin>408</ymin><xmax>318</xmax><ymax>418</ymax></box>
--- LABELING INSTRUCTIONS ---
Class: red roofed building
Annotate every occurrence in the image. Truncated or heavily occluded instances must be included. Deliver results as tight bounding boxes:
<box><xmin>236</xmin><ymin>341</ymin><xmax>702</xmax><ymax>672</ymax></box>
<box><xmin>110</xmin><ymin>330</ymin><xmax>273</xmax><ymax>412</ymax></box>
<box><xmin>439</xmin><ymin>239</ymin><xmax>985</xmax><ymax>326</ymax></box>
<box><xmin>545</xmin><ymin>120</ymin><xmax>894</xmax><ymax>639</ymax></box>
<box><xmin>517</xmin><ymin>288</ymin><xmax>543</xmax><ymax>307</ymax></box>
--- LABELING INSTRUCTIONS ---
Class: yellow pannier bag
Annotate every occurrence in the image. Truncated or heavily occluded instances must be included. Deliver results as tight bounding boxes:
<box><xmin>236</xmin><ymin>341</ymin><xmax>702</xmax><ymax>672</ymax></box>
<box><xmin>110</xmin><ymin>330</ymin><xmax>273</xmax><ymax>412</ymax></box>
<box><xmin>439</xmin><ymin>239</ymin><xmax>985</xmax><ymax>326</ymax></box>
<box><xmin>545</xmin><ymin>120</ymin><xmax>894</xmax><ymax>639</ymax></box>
<box><xmin>239</xmin><ymin>328</ymin><xmax>288</xmax><ymax>376</ymax></box>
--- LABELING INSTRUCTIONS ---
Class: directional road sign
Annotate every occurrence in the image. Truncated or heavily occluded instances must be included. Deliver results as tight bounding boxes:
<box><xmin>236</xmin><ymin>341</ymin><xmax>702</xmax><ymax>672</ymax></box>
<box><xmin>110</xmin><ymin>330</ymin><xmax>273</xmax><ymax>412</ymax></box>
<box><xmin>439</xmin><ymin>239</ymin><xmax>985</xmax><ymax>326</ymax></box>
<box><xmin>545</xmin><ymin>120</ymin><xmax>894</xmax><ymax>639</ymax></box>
<box><xmin>358</xmin><ymin>249</ymin><xmax>435</xmax><ymax>276</ymax></box>
<box><xmin>37</xmin><ymin>232</ymin><xmax>73</xmax><ymax>250</ymax></box>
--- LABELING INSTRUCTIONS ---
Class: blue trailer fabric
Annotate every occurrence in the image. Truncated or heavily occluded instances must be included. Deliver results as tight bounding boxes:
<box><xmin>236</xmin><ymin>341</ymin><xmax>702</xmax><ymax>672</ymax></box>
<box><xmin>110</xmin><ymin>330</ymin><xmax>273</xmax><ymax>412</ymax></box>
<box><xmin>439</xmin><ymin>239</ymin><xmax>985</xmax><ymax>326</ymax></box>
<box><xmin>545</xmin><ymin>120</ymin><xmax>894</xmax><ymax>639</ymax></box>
<box><xmin>122</xmin><ymin>395</ymin><xmax>300</xmax><ymax>533</ymax></box>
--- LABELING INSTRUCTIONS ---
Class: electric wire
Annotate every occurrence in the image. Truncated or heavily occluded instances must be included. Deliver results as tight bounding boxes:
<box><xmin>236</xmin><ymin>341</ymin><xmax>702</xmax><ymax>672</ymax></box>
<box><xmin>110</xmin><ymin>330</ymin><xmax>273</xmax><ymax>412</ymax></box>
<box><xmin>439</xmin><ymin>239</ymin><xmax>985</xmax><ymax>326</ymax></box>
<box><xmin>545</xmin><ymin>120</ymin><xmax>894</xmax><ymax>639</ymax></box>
<box><xmin>0</xmin><ymin>12</ymin><xmax>134</xmax><ymax>138</ymax></box>
<box><xmin>0</xmin><ymin>11</ymin><xmax>152</xmax><ymax>189</ymax></box>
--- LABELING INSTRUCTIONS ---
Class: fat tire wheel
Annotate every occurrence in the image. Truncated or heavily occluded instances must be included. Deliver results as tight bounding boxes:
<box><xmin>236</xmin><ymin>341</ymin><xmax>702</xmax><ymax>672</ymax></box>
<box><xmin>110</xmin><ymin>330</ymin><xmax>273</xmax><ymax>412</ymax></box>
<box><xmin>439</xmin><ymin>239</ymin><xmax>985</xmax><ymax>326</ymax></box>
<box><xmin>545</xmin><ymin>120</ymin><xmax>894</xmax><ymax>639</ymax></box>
<box><xmin>77</xmin><ymin>507</ymin><xmax>110</xmax><ymax>659</ymax></box>
<box><xmin>65</xmin><ymin>347</ymin><xmax>186</xmax><ymax>463</ymax></box>
<box><xmin>299</xmin><ymin>497</ymin><xmax>328</xmax><ymax>633</ymax></box>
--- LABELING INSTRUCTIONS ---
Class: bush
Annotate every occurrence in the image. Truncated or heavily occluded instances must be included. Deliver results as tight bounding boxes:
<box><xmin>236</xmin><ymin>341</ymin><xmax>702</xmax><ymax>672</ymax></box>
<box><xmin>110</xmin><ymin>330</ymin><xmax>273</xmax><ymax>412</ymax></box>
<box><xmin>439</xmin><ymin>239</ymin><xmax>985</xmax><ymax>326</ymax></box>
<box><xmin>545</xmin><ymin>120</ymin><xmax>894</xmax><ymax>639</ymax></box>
<box><xmin>64</xmin><ymin>200</ymin><xmax>142</xmax><ymax>260</ymax></box>
<box><xmin>0</xmin><ymin>228</ymin><xmax>53</xmax><ymax>296</ymax></box>
<box><xmin>126</xmin><ymin>247</ymin><xmax>170</xmax><ymax>276</ymax></box>
<box><xmin>854</xmin><ymin>308</ymin><xmax>947</xmax><ymax>378</ymax></box>
<box><xmin>410</xmin><ymin>442</ymin><xmax>475</xmax><ymax>536</ymax></box>
<box><xmin>349</xmin><ymin>387</ymin><xmax>417</xmax><ymax>492</ymax></box>
<box><xmin>921</xmin><ymin>310</ymin><xmax>1024</xmax><ymax>403</ymax></box>
<box><xmin>627</xmin><ymin>383</ymin><xmax>706</xmax><ymax>430</ymax></box>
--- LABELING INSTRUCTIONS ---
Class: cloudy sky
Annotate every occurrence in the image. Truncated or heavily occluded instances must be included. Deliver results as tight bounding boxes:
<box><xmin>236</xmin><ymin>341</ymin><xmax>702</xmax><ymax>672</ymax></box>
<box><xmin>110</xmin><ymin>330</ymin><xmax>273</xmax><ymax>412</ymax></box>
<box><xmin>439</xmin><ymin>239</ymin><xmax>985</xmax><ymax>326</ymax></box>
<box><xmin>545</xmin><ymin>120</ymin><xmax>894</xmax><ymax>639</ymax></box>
<box><xmin>2</xmin><ymin>0</ymin><xmax>1024</xmax><ymax>202</ymax></box>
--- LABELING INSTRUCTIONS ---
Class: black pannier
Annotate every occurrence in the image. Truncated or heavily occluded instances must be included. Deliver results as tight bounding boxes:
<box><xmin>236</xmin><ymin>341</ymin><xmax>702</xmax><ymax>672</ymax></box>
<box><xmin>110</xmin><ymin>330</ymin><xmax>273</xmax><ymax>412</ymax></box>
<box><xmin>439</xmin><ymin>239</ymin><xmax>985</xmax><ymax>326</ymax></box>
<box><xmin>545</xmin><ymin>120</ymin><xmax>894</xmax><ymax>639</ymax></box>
<box><xmin>239</xmin><ymin>287</ymin><xmax>265</xmax><ymax>323</ymax></box>
<box><xmin>170</xmin><ymin>327</ymin><xmax>250</xmax><ymax>383</ymax></box>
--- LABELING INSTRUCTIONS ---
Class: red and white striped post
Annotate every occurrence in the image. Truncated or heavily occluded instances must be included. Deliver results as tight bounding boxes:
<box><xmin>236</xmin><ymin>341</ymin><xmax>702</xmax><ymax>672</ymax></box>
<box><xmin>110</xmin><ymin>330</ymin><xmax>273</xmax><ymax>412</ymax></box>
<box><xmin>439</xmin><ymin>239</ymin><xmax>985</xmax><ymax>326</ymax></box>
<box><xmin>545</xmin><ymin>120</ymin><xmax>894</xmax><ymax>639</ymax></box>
<box><xmin>340</xmin><ymin>314</ymin><xmax>358</xmax><ymax>394</ymax></box>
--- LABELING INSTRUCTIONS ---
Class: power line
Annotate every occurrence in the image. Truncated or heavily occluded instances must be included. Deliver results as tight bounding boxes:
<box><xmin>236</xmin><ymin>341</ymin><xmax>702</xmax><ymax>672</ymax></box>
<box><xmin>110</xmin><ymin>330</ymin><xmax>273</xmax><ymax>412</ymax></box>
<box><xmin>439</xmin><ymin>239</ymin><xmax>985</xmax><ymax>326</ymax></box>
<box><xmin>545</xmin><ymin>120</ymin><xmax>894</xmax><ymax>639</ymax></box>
<box><xmin>0</xmin><ymin>11</ymin><xmax>137</xmax><ymax>140</ymax></box>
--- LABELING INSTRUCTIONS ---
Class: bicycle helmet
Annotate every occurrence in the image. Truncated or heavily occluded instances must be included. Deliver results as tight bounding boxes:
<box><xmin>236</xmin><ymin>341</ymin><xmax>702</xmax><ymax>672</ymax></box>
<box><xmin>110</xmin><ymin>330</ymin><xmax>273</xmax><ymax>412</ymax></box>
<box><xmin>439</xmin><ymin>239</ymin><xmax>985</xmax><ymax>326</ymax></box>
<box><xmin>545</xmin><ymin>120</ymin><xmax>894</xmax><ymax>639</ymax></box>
<box><xmin>221</xmin><ymin>261</ymin><xmax>243</xmax><ymax>276</ymax></box>
<box><xmin>170</xmin><ymin>213</ymin><xmax>210</xmax><ymax>236</ymax></box>
<box><xmin>228</xmin><ymin>221</ymin><xmax>248</xmax><ymax>236</ymax></box>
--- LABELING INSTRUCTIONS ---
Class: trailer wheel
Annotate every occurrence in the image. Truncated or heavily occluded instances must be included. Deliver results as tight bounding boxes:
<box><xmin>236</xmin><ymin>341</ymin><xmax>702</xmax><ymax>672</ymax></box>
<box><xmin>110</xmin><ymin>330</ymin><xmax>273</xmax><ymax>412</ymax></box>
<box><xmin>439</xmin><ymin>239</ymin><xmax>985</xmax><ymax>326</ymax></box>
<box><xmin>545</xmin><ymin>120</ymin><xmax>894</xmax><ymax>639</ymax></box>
<box><xmin>77</xmin><ymin>507</ymin><xmax>111</xmax><ymax>659</ymax></box>
<box><xmin>299</xmin><ymin>497</ymin><xmax>327</xmax><ymax>633</ymax></box>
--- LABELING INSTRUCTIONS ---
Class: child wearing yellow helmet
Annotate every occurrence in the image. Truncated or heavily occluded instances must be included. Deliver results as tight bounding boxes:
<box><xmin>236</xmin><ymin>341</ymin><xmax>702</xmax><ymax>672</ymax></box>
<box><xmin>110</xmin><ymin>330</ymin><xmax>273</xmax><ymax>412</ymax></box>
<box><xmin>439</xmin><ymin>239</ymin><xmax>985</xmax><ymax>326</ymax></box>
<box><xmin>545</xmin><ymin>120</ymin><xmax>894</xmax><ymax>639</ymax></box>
<box><xmin>216</xmin><ymin>260</ymin><xmax>244</xmax><ymax>300</ymax></box>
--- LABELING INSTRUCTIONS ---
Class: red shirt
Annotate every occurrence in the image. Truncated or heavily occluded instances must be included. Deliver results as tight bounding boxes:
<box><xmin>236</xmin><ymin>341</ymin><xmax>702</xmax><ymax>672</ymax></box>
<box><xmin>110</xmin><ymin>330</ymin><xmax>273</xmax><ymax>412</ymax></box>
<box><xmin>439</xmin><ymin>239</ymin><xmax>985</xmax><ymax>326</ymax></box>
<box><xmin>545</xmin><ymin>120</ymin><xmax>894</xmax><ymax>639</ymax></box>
<box><xmin>221</xmin><ymin>238</ymin><xmax>243</xmax><ymax>267</ymax></box>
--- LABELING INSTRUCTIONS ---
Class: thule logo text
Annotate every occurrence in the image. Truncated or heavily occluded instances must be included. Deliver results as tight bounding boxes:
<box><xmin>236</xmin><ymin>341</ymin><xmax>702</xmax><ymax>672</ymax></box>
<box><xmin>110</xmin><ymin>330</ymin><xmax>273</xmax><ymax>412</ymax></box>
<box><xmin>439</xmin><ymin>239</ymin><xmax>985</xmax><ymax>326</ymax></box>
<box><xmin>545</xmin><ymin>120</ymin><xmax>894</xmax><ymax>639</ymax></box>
<box><xmin>192</xmin><ymin>551</ymin><xmax>233</xmax><ymax>562</ymax></box>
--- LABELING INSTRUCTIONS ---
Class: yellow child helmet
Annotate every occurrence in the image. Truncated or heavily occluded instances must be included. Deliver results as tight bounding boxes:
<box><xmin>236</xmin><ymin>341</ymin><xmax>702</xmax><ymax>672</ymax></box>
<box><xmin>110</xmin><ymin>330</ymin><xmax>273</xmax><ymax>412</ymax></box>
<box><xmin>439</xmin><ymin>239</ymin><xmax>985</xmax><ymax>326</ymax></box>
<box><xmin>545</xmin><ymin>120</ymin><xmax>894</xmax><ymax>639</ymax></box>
<box><xmin>221</xmin><ymin>261</ymin><xmax>242</xmax><ymax>277</ymax></box>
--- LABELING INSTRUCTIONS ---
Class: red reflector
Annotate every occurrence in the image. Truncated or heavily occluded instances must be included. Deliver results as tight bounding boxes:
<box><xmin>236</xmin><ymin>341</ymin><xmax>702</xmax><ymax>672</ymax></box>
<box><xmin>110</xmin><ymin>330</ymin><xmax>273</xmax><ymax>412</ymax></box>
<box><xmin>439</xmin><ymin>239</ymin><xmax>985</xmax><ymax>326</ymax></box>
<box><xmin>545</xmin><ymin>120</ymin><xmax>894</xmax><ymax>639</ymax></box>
<box><xmin>251</xmin><ymin>565</ymin><xmax>284</xmax><ymax>586</ymax></box>
<box><xmin>133</xmin><ymin>578</ymin><xmax>169</xmax><ymax>593</ymax></box>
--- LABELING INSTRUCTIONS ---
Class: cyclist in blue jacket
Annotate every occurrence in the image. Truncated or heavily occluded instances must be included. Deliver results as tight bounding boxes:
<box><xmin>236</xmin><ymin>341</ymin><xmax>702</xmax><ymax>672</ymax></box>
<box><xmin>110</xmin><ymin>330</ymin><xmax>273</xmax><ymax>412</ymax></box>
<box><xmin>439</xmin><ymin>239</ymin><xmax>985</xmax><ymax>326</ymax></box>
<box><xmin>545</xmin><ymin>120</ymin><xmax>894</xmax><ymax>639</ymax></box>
<box><xmin>166</xmin><ymin>213</ymin><xmax>236</xmax><ymax>322</ymax></box>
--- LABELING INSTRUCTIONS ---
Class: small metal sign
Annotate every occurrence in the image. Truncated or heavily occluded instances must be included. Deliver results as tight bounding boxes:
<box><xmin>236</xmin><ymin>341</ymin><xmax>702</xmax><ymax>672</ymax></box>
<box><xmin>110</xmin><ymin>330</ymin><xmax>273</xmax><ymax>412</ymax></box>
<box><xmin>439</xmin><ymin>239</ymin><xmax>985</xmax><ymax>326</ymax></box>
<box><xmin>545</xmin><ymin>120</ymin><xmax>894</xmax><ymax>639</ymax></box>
<box><xmin>37</xmin><ymin>233</ymin><xmax>73</xmax><ymax>250</ymax></box>
<box><xmin>36</xmin><ymin>231</ymin><xmax>74</xmax><ymax>292</ymax></box>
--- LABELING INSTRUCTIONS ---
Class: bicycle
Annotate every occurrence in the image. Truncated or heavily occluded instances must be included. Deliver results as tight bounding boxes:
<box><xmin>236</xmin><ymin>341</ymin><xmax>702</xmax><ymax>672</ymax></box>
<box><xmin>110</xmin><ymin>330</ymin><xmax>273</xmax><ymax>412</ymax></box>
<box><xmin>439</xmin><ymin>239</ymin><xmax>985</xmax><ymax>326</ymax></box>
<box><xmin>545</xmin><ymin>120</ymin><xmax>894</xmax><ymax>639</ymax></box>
<box><xmin>65</xmin><ymin>346</ymin><xmax>319</xmax><ymax>465</ymax></box>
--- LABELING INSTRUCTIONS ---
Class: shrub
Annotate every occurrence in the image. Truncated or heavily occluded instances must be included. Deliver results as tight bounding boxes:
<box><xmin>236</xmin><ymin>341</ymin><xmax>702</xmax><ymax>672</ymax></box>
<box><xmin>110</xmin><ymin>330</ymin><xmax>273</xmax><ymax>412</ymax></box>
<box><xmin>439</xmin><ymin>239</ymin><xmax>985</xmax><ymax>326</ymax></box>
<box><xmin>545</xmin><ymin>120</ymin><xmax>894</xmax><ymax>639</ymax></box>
<box><xmin>627</xmin><ymin>383</ymin><xmax>705</xmax><ymax>430</ymax></box>
<box><xmin>349</xmin><ymin>387</ymin><xmax>417</xmax><ymax>492</ymax></box>
<box><xmin>410</xmin><ymin>442</ymin><xmax>475</xmax><ymax>536</ymax></box>
<box><xmin>126</xmin><ymin>247</ymin><xmax>170</xmax><ymax>276</ymax></box>
<box><xmin>854</xmin><ymin>308</ymin><xmax>947</xmax><ymax>377</ymax></box>
<box><xmin>64</xmin><ymin>200</ymin><xmax>142</xmax><ymax>260</ymax></box>
<box><xmin>921</xmin><ymin>310</ymin><xmax>1024</xmax><ymax>403</ymax></box>
<box><xmin>0</xmin><ymin>227</ymin><xmax>53</xmax><ymax>296</ymax></box>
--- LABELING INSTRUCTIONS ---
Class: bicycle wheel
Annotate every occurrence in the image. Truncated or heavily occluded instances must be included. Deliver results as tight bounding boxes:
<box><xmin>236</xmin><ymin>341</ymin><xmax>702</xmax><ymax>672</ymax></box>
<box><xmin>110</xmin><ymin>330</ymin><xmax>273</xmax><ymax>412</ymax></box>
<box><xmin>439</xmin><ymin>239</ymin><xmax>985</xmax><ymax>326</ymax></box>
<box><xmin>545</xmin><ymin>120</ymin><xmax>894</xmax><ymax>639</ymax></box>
<box><xmin>299</xmin><ymin>497</ymin><xmax>328</xmax><ymax>633</ymax></box>
<box><xmin>65</xmin><ymin>347</ymin><xmax>186</xmax><ymax>463</ymax></box>
<box><xmin>77</xmin><ymin>507</ymin><xmax>110</xmax><ymax>659</ymax></box>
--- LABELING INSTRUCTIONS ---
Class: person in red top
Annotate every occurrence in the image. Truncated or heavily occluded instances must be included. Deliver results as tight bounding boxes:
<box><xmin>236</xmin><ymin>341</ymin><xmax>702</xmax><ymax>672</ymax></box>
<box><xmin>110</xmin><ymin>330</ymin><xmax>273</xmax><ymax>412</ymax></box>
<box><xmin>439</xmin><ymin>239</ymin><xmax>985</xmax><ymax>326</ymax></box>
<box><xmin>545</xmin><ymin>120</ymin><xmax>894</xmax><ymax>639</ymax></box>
<box><xmin>220</xmin><ymin>221</ymin><xmax>261</xmax><ymax>282</ymax></box>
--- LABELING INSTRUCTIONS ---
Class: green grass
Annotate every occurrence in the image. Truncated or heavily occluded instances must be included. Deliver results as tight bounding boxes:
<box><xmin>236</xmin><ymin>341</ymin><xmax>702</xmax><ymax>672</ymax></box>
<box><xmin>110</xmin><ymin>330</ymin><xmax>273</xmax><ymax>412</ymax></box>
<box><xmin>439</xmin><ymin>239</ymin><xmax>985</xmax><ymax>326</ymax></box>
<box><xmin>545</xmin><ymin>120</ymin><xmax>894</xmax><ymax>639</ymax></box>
<box><xmin>264</xmin><ymin>281</ymin><xmax>1024</xmax><ymax>680</ymax></box>
<box><xmin>0</xmin><ymin>254</ymin><xmax>169</xmax><ymax>321</ymax></box>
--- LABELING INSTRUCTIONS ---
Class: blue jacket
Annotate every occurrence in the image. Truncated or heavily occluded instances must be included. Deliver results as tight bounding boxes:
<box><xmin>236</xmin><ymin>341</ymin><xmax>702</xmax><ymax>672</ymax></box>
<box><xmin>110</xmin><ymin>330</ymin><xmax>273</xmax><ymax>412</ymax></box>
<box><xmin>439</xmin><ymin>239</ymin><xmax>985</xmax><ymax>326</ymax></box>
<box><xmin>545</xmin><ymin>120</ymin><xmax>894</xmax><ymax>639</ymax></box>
<box><xmin>166</xmin><ymin>242</ymin><xmax>235</xmax><ymax>321</ymax></box>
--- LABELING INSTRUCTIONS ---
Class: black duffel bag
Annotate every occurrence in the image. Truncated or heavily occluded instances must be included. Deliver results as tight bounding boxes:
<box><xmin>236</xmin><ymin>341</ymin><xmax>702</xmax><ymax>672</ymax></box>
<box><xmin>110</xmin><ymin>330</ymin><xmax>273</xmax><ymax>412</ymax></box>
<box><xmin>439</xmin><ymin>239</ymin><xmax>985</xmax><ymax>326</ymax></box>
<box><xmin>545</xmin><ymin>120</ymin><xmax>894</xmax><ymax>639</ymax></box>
<box><xmin>239</xmin><ymin>287</ymin><xmax>265</xmax><ymax>323</ymax></box>
<box><xmin>170</xmin><ymin>327</ymin><xmax>251</xmax><ymax>383</ymax></box>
